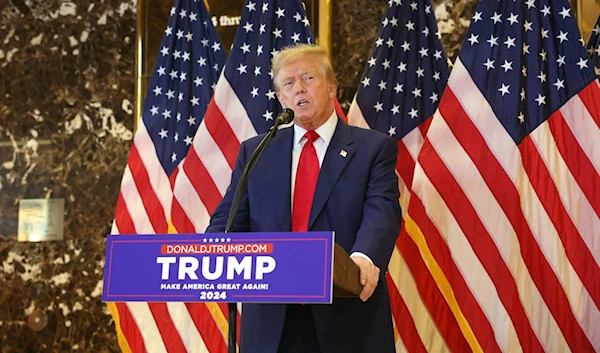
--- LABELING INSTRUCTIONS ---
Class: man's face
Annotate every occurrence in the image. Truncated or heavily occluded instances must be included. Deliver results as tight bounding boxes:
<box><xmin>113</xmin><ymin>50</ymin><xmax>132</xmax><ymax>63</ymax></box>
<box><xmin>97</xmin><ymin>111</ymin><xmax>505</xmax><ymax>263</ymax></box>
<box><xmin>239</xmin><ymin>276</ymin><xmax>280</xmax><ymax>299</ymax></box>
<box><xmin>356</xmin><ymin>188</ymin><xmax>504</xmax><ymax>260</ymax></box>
<box><xmin>276</xmin><ymin>57</ymin><xmax>336</xmax><ymax>131</ymax></box>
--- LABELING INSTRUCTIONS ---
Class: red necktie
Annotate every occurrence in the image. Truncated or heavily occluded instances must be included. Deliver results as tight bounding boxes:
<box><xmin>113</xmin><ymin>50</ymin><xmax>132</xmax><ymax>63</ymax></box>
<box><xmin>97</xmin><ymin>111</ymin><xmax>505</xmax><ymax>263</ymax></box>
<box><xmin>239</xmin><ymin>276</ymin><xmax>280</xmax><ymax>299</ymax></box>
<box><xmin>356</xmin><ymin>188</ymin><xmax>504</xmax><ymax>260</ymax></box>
<box><xmin>292</xmin><ymin>131</ymin><xmax>320</xmax><ymax>232</ymax></box>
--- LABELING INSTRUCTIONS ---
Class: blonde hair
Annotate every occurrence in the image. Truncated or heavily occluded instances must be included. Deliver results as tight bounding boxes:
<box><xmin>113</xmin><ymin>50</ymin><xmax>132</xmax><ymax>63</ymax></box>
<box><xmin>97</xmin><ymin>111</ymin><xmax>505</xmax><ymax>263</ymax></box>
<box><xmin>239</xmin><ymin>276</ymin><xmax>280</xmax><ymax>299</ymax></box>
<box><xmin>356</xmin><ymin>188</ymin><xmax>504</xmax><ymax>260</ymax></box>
<box><xmin>272</xmin><ymin>44</ymin><xmax>338</xmax><ymax>91</ymax></box>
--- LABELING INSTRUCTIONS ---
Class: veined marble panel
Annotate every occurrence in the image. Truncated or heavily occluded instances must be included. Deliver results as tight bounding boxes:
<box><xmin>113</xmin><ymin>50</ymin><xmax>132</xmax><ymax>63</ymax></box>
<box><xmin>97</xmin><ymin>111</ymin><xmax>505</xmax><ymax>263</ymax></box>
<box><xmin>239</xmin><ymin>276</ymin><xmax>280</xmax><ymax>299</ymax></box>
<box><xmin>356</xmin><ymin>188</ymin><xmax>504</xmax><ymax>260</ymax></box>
<box><xmin>0</xmin><ymin>0</ymin><xmax>135</xmax><ymax>351</ymax></box>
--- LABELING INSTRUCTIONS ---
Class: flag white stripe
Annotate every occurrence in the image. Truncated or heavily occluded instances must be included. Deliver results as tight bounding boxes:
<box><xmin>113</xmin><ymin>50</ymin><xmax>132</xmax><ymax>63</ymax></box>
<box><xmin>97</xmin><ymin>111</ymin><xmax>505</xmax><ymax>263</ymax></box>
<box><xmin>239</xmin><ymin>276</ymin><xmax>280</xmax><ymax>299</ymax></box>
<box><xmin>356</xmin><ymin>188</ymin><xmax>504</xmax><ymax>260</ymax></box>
<box><xmin>192</xmin><ymin>124</ymin><xmax>233</xmax><ymax>196</ymax></box>
<box><xmin>402</xmin><ymin>127</ymin><xmax>425</xmax><ymax>162</ymax></box>
<box><xmin>516</xmin><ymin>161</ymin><xmax>596</xmax><ymax>319</ymax></box>
<box><xmin>529</xmin><ymin>123</ymin><xmax>600</xmax><ymax>338</ymax></box>
<box><xmin>173</xmin><ymin>168</ymin><xmax>212</xmax><ymax>233</ymax></box>
<box><xmin>427</xmin><ymin>113</ymin><xmax>567</xmax><ymax>353</ymax></box>
<box><xmin>560</xmin><ymin>93</ymin><xmax>600</xmax><ymax>174</ymax></box>
<box><xmin>559</xmin><ymin>95</ymin><xmax>600</xmax><ymax>258</ymax></box>
<box><xmin>387</xmin><ymin>247</ymin><xmax>449</xmax><ymax>353</ymax></box>
<box><xmin>127</xmin><ymin>302</ymin><xmax>168</xmax><ymax>353</ymax></box>
<box><xmin>394</xmin><ymin>335</ymin><xmax>408</xmax><ymax>353</ymax></box>
<box><xmin>347</xmin><ymin>97</ymin><xmax>370</xmax><ymax>129</ymax></box>
<box><xmin>119</xmin><ymin>166</ymin><xmax>154</xmax><ymax>234</ymax></box>
<box><xmin>398</xmin><ymin>175</ymin><xmax>410</xmax><ymax>218</ymax></box>
<box><xmin>166</xmin><ymin>302</ymin><xmax>207</xmax><ymax>353</ymax></box>
<box><xmin>110</xmin><ymin>220</ymin><xmax>119</xmax><ymax>234</ymax></box>
<box><xmin>531</xmin><ymin>121</ymin><xmax>600</xmax><ymax>268</ymax></box>
<box><xmin>134</xmin><ymin>123</ymin><xmax>173</xmax><ymax>219</ymax></box>
<box><xmin>214</xmin><ymin>76</ymin><xmax>258</xmax><ymax>143</ymax></box>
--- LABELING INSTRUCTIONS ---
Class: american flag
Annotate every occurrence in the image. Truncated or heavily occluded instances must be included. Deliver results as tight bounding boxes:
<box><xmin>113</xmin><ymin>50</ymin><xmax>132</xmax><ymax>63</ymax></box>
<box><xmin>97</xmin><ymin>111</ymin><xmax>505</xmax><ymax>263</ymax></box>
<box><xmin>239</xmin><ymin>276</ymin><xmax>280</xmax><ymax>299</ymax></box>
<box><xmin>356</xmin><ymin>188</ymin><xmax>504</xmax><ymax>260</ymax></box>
<box><xmin>586</xmin><ymin>14</ymin><xmax>600</xmax><ymax>78</ymax></box>
<box><xmin>347</xmin><ymin>0</ymin><xmax>450</xmax><ymax>351</ymax></box>
<box><xmin>168</xmin><ymin>0</ymin><xmax>338</xmax><ymax>352</ymax></box>
<box><xmin>108</xmin><ymin>0</ymin><xmax>227</xmax><ymax>352</ymax></box>
<box><xmin>169</xmin><ymin>0</ymin><xmax>346</xmax><ymax>235</ymax></box>
<box><xmin>406</xmin><ymin>0</ymin><xmax>600</xmax><ymax>351</ymax></box>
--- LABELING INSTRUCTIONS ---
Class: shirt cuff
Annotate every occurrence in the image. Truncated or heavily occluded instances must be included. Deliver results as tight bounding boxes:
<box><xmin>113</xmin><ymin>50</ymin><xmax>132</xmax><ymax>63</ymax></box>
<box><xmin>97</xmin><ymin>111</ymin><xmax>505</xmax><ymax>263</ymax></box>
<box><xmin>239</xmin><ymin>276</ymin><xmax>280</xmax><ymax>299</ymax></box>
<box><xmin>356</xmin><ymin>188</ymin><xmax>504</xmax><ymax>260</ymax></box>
<box><xmin>349</xmin><ymin>252</ymin><xmax>374</xmax><ymax>265</ymax></box>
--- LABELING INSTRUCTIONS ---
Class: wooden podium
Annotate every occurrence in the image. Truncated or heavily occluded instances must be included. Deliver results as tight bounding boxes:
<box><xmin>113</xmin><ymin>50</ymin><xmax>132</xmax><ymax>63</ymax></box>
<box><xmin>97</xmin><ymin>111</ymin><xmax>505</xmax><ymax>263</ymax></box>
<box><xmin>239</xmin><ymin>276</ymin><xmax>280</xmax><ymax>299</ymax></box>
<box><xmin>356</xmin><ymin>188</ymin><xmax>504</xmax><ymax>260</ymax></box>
<box><xmin>333</xmin><ymin>243</ymin><xmax>362</xmax><ymax>297</ymax></box>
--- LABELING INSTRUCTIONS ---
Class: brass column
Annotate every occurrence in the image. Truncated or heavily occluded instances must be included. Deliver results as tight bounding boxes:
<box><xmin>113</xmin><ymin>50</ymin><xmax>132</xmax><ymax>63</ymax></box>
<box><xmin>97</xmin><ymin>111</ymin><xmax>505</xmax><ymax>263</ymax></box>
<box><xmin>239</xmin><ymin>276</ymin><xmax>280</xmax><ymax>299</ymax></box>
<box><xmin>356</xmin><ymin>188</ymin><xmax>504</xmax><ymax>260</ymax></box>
<box><xmin>134</xmin><ymin>0</ymin><xmax>146</xmax><ymax>131</ymax></box>
<box><xmin>318</xmin><ymin>0</ymin><xmax>332</xmax><ymax>55</ymax></box>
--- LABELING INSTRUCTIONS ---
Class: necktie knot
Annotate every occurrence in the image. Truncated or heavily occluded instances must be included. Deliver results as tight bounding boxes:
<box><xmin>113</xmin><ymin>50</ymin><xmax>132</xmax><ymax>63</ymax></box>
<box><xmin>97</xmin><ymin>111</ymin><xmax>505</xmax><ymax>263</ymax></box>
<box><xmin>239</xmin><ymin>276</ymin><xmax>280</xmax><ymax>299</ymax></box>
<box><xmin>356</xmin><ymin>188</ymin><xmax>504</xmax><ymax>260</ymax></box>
<box><xmin>304</xmin><ymin>131</ymin><xmax>319</xmax><ymax>144</ymax></box>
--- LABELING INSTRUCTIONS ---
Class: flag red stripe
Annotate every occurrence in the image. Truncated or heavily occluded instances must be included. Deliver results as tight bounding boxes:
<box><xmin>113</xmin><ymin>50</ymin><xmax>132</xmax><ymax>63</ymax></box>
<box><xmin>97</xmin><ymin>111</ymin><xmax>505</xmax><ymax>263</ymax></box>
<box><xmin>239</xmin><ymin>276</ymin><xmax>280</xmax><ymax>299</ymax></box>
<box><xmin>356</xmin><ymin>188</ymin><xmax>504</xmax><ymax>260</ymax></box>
<box><xmin>407</xmin><ymin>196</ymin><xmax>502</xmax><ymax>353</ymax></box>
<box><xmin>182</xmin><ymin>149</ymin><xmax>223</xmax><ymax>216</ymax></box>
<box><xmin>116</xmin><ymin>302</ymin><xmax>147</xmax><ymax>353</ymax></box>
<box><xmin>185</xmin><ymin>303</ymin><xmax>228</xmax><ymax>353</ymax></box>
<box><xmin>169</xmin><ymin>167</ymin><xmax>179</xmax><ymax>190</ymax></box>
<box><xmin>217</xmin><ymin>302</ymin><xmax>228</xmax><ymax>336</ymax></box>
<box><xmin>204</xmin><ymin>100</ymin><xmax>240</xmax><ymax>169</ymax></box>
<box><xmin>396</xmin><ymin>141</ymin><xmax>416</xmax><ymax>189</ymax></box>
<box><xmin>442</xmin><ymin>89</ymin><xmax>586</xmax><ymax>351</ymax></box>
<box><xmin>549</xmin><ymin>110</ymin><xmax>600</xmax><ymax>216</ymax></box>
<box><xmin>577</xmin><ymin>82</ymin><xmax>600</xmax><ymax>129</ymax></box>
<box><xmin>386</xmin><ymin>273</ymin><xmax>428</xmax><ymax>353</ymax></box>
<box><xmin>115</xmin><ymin>192</ymin><xmax>136</xmax><ymax>234</ymax></box>
<box><xmin>519</xmin><ymin>137</ymin><xmax>596</xmax><ymax>352</ymax></box>
<box><xmin>418</xmin><ymin>136</ymin><xmax>544</xmax><ymax>351</ymax></box>
<box><xmin>418</xmin><ymin>116</ymin><xmax>433</xmax><ymax>136</ymax></box>
<box><xmin>218</xmin><ymin>303</ymin><xmax>228</xmax><ymax>316</ymax></box>
<box><xmin>147</xmin><ymin>303</ymin><xmax>188</xmax><ymax>353</ymax></box>
<box><xmin>547</xmin><ymin>111</ymin><xmax>600</xmax><ymax>307</ymax></box>
<box><xmin>128</xmin><ymin>144</ymin><xmax>168</xmax><ymax>233</ymax></box>
<box><xmin>397</xmin><ymin>226</ymin><xmax>472</xmax><ymax>353</ymax></box>
<box><xmin>171</xmin><ymin>197</ymin><xmax>196</xmax><ymax>233</ymax></box>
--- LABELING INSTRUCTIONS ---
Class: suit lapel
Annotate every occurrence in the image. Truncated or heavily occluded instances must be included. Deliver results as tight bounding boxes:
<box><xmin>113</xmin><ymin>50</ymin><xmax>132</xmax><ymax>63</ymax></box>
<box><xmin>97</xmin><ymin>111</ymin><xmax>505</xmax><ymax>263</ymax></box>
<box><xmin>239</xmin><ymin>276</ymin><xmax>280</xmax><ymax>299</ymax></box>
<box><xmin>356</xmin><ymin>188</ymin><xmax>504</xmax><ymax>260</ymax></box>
<box><xmin>309</xmin><ymin>121</ymin><xmax>355</xmax><ymax>230</ymax></box>
<box><xmin>267</xmin><ymin>127</ymin><xmax>294</xmax><ymax>231</ymax></box>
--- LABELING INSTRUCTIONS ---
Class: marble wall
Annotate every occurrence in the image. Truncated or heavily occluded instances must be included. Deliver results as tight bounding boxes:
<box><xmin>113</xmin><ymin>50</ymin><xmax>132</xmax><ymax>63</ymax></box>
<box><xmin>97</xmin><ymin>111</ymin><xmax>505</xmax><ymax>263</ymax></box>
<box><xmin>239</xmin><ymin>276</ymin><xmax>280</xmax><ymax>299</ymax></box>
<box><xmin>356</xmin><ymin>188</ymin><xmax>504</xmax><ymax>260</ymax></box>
<box><xmin>0</xmin><ymin>0</ymin><xmax>475</xmax><ymax>351</ymax></box>
<box><xmin>0</xmin><ymin>0</ymin><xmax>135</xmax><ymax>351</ymax></box>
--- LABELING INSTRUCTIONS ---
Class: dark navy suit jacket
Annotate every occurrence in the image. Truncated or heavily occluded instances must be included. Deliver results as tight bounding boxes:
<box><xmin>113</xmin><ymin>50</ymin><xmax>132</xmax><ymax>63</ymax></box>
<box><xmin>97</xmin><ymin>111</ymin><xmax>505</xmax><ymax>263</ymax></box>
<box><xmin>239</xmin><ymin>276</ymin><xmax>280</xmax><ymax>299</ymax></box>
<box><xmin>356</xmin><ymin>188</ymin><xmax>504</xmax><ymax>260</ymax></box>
<box><xmin>206</xmin><ymin>118</ymin><xmax>401</xmax><ymax>353</ymax></box>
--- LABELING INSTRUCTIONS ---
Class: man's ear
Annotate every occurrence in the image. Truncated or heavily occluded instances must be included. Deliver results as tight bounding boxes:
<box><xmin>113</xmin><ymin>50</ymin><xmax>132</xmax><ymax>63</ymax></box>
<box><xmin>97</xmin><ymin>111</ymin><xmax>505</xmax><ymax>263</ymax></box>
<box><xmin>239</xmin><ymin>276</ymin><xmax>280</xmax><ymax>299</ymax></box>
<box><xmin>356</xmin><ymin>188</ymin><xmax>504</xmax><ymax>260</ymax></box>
<box><xmin>277</xmin><ymin>92</ymin><xmax>285</xmax><ymax>107</ymax></box>
<box><xmin>328</xmin><ymin>84</ymin><xmax>338</xmax><ymax>98</ymax></box>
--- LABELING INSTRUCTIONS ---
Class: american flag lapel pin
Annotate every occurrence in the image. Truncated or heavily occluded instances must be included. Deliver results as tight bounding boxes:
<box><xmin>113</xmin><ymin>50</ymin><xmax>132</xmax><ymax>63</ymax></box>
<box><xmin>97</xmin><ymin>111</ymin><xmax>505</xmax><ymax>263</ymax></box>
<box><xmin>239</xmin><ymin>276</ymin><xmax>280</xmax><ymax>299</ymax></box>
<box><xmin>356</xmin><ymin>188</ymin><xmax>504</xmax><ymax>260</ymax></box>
<box><xmin>340</xmin><ymin>150</ymin><xmax>347</xmax><ymax>157</ymax></box>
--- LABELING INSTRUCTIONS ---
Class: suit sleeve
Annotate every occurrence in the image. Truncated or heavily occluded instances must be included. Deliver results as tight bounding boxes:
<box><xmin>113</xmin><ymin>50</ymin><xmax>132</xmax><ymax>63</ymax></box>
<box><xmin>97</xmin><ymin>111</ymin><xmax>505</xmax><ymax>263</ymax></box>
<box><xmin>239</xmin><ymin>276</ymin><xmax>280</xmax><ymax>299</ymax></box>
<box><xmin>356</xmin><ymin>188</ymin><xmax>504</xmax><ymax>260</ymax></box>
<box><xmin>350</xmin><ymin>137</ymin><xmax>401</xmax><ymax>271</ymax></box>
<box><xmin>204</xmin><ymin>141</ymin><xmax>251</xmax><ymax>233</ymax></box>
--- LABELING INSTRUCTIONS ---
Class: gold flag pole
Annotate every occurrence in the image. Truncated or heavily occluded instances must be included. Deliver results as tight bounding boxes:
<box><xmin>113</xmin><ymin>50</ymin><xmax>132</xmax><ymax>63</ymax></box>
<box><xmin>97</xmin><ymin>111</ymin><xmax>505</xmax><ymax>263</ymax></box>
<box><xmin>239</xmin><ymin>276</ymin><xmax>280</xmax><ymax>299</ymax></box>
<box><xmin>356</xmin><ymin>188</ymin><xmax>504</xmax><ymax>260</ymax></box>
<box><xmin>318</xmin><ymin>0</ymin><xmax>332</xmax><ymax>55</ymax></box>
<box><xmin>134</xmin><ymin>0</ymin><xmax>147</xmax><ymax>132</ymax></box>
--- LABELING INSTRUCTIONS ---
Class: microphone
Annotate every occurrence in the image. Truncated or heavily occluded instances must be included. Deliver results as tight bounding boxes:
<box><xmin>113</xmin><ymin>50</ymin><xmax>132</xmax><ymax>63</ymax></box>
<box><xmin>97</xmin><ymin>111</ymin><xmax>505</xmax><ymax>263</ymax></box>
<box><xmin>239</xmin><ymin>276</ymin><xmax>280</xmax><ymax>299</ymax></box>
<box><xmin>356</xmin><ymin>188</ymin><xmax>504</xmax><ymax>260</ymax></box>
<box><xmin>274</xmin><ymin>108</ymin><xmax>294</xmax><ymax>125</ymax></box>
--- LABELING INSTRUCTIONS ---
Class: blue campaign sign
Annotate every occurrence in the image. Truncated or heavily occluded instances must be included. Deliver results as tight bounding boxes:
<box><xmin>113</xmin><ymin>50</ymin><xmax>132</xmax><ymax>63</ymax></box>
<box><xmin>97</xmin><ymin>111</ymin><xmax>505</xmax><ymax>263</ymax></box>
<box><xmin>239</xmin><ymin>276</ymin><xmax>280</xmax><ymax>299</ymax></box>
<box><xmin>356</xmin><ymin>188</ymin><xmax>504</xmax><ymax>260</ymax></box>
<box><xmin>102</xmin><ymin>232</ymin><xmax>334</xmax><ymax>304</ymax></box>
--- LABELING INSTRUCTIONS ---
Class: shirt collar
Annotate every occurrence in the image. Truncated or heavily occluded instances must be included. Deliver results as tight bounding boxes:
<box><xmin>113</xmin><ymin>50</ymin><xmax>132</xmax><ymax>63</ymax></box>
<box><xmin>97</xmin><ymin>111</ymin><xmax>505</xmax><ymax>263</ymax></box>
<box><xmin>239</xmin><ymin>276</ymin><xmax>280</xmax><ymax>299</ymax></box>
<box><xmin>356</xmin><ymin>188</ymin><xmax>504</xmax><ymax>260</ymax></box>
<box><xmin>293</xmin><ymin>110</ymin><xmax>338</xmax><ymax>146</ymax></box>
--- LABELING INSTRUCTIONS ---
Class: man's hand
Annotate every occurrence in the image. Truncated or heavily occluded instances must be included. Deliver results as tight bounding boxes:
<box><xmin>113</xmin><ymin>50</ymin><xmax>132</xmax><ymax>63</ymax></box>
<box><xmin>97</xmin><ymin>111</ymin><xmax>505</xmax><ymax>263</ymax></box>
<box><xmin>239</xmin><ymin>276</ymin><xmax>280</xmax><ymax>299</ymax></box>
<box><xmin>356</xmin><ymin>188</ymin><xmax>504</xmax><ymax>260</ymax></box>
<box><xmin>351</xmin><ymin>256</ymin><xmax>380</xmax><ymax>302</ymax></box>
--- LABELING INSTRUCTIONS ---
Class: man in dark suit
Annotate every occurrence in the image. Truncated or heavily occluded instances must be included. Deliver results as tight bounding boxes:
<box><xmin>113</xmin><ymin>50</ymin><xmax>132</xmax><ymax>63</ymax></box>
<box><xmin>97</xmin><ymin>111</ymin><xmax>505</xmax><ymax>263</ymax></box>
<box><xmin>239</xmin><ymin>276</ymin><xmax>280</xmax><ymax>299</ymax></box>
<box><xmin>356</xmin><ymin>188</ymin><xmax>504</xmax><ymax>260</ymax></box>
<box><xmin>206</xmin><ymin>44</ymin><xmax>401</xmax><ymax>353</ymax></box>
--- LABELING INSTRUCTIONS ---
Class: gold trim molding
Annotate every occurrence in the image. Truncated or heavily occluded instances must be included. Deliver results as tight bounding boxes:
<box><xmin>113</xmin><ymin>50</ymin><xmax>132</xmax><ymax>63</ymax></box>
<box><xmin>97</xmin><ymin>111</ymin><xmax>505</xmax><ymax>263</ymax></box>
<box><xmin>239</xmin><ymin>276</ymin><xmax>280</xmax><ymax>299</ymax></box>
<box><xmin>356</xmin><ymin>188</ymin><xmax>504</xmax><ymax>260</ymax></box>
<box><xmin>318</xmin><ymin>0</ymin><xmax>332</xmax><ymax>55</ymax></box>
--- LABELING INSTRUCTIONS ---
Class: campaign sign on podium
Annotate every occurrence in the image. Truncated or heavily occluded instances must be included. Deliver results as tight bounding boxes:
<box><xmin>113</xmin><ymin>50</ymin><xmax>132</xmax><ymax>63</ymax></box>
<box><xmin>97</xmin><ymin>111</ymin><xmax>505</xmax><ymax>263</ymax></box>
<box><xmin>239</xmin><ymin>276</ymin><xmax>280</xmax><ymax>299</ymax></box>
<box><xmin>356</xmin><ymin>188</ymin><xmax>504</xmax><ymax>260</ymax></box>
<box><xmin>102</xmin><ymin>232</ymin><xmax>334</xmax><ymax>304</ymax></box>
